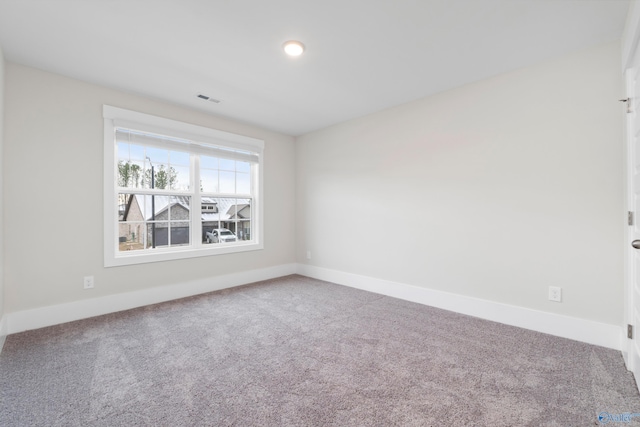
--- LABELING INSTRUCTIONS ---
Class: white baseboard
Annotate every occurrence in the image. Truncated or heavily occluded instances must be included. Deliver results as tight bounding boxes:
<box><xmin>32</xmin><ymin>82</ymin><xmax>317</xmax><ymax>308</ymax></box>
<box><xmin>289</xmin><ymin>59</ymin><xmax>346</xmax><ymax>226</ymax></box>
<box><xmin>296</xmin><ymin>264</ymin><xmax>623</xmax><ymax>350</ymax></box>
<box><xmin>0</xmin><ymin>314</ymin><xmax>7</xmax><ymax>353</ymax></box>
<box><xmin>3</xmin><ymin>262</ymin><xmax>623</xmax><ymax>352</ymax></box>
<box><xmin>6</xmin><ymin>263</ymin><xmax>297</xmax><ymax>335</ymax></box>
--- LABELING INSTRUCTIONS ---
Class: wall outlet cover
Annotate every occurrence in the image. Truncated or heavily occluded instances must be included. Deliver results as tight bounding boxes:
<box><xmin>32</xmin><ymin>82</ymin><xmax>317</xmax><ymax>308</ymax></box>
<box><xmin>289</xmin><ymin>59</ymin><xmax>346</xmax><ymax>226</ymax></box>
<box><xmin>548</xmin><ymin>286</ymin><xmax>562</xmax><ymax>302</ymax></box>
<box><xmin>84</xmin><ymin>276</ymin><xmax>95</xmax><ymax>289</ymax></box>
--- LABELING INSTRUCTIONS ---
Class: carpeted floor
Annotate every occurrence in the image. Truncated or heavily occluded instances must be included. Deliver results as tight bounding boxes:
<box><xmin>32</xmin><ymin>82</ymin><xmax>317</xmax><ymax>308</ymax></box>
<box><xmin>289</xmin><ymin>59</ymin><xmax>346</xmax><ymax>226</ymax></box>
<box><xmin>0</xmin><ymin>274</ymin><xmax>639</xmax><ymax>426</ymax></box>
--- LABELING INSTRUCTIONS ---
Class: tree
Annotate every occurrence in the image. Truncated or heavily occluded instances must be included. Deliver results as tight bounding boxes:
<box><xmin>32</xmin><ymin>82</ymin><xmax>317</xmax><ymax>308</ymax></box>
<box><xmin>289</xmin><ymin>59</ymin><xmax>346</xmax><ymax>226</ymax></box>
<box><xmin>117</xmin><ymin>161</ymin><xmax>142</xmax><ymax>188</ymax></box>
<box><xmin>144</xmin><ymin>164</ymin><xmax>178</xmax><ymax>189</ymax></box>
<box><xmin>118</xmin><ymin>161</ymin><xmax>178</xmax><ymax>190</ymax></box>
<box><xmin>117</xmin><ymin>161</ymin><xmax>143</xmax><ymax>212</ymax></box>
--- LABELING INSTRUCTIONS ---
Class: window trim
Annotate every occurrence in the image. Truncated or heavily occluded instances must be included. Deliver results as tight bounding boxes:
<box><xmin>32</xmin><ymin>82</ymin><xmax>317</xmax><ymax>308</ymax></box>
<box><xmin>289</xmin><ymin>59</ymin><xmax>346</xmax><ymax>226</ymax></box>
<box><xmin>104</xmin><ymin>105</ymin><xmax>264</xmax><ymax>267</ymax></box>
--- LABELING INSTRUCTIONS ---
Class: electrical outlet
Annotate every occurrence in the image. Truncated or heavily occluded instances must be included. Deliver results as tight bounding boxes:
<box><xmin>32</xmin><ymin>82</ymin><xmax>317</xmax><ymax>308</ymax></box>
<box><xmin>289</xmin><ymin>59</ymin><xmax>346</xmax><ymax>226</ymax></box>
<box><xmin>83</xmin><ymin>276</ymin><xmax>94</xmax><ymax>289</ymax></box>
<box><xmin>548</xmin><ymin>286</ymin><xmax>561</xmax><ymax>302</ymax></box>
<box><xmin>306</xmin><ymin>250</ymin><xmax>311</xmax><ymax>260</ymax></box>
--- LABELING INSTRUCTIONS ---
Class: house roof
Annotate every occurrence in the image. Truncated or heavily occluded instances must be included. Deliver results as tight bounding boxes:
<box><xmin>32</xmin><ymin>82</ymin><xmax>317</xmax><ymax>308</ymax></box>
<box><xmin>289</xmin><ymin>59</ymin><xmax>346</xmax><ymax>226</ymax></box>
<box><xmin>227</xmin><ymin>204</ymin><xmax>251</xmax><ymax>219</ymax></box>
<box><xmin>127</xmin><ymin>195</ymin><xmax>249</xmax><ymax>222</ymax></box>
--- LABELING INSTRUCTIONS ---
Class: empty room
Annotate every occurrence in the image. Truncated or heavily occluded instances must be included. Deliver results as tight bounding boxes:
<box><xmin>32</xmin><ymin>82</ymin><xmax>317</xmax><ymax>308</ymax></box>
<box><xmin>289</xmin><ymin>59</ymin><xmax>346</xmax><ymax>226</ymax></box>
<box><xmin>1</xmin><ymin>0</ymin><xmax>640</xmax><ymax>425</ymax></box>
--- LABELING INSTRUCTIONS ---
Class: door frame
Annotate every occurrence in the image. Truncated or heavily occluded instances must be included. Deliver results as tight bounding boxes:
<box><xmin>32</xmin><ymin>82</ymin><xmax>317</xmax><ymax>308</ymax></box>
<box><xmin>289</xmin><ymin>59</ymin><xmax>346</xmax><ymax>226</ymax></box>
<box><xmin>624</xmin><ymin>67</ymin><xmax>634</xmax><ymax>373</ymax></box>
<box><xmin>622</xmin><ymin>2</ymin><xmax>640</xmax><ymax>388</ymax></box>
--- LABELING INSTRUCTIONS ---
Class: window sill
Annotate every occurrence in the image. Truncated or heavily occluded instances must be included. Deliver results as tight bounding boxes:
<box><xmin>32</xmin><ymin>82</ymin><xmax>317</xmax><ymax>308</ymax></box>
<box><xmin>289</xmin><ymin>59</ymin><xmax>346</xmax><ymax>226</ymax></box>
<box><xmin>105</xmin><ymin>241</ymin><xmax>264</xmax><ymax>267</ymax></box>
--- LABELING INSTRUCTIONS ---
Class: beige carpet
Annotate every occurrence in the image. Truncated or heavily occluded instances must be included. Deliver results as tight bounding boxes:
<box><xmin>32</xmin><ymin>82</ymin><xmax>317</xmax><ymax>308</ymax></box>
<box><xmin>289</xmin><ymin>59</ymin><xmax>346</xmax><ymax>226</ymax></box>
<box><xmin>1</xmin><ymin>275</ymin><xmax>638</xmax><ymax>426</ymax></box>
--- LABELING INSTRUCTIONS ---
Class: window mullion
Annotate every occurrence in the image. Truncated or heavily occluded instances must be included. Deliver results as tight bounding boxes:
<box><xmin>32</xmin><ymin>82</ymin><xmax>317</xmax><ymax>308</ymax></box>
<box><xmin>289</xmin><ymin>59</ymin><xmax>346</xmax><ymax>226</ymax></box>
<box><xmin>116</xmin><ymin>187</ymin><xmax>192</xmax><ymax>196</ymax></box>
<box><xmin>192</xmin><ymin>153</ymin><xmax>202</xmax><ymax>248</ymax></box>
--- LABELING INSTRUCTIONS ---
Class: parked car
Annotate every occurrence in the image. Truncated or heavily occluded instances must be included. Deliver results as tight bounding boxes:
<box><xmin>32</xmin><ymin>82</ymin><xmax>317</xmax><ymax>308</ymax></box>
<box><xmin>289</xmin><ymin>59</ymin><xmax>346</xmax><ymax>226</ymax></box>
<box><xmin>206</xmin><ymin>228</ymin><xmax>237</xmax><ymax>243</ymax></box>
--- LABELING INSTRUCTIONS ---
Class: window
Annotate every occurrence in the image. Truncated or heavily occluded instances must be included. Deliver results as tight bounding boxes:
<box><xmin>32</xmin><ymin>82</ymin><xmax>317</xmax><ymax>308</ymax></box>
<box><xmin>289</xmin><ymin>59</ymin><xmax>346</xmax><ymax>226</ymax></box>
<box><xmin>104</xmin><ymin>105</ymin><xmax>264</xmax><ymax>267</ymax></box>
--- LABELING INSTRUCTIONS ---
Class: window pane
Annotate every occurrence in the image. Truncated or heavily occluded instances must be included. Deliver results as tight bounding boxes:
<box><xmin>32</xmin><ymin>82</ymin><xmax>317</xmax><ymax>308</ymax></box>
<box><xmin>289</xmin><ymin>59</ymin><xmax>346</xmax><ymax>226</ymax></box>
<box><xmin>170</xmin><ymin>222</ymin><xmax>190</xmax><ymax>246</ymax></box>
<box><xmin>202</xmin><ymin>197</ymin><xmax>220</xmax><ymax>243</ymax></box>
<box><xmin>236</xmin><ymin>161</ymin><xmax>250</xmax><ymax>173</ymax></box>
<box><xmin>238</xmin><ymin>221</ymin><xmax>251</xmax><ymax>241</ymax></box>
<box><xmin>118</xmin><ymin>193</ymin><xmax>147</xmax><ymax>251</ymax></box>
<box><xmin>117</xmin><ymin>142</ymin><xmax>130</xmax><ymax>161</ymax></box>
<box><xmin>146</xmin><ymin>146</ymin><xmax>168</xmax><ymax>164</ymax></box>
<box><xmin>117</xmin><ymin>160</ymin><xmax>144</xmax><ymax>188</ymax></box>
<box><xmin>201</xmin><ymin>169</ymin><xmax>218</xmax><ymax>193</ymax></box>
<box><xmin>235</xmin><ymin>199</ymin><xmax>251</xmax><ymax>241</ymax></box>
<box><xmin>168</xmin><ymin>196</ymin><xmax>190</xmax><ymax>221</ymax></box>
<box><xmin>236</xmin><ymin>199</ymin><xmax>251</xmax><ymax>219</ymax></box>
<box><xmin>118</xmin><ymin>222</ymin><xmax>145</xmax><ymax>252</ymax></box>
<box><xmin>172</xmin><ymin>165</ymin><xmax>190</xmax><ymax>190</ymax></box>
<box><xmin>219</xmin><ymin>171</ymin><xmax>235</xmax><ymax>193</ymax></box>
<box><xmin>226</xmin><ymin>221</ymin><xmax>237</xmax><ymax>236</ymax></box>
<box><xmin>219</xmin><ymin>158</ymin><xmax>235</xmax><ymax>171</ymax></box>
<box><xmin>130</xmin><ymin>144</ymin><xmax>145</xmax><ymax>161</ymax></box>
<box><xmin>148</xmin><ymin>222</ymin><xmax>167</xmax><ymax>248</ymax></box>
<box><xmin>151</xmin><ymin>196</ymin><xmax>170</xmax><ymax>219</ymax></box>
<box><xmin>147</xmin><ymin>164</ymin><xmax>172</xmax><ymax>190</ymax></box>
<box><xmin>237</xmin><ymin>172</ymin><xmax>250</xmax><ymax>194</ymax></box>
<box><xmin>201</xmin><ymin>197</ymin><xmax>250</xmax><ymax>243</ymax></box>
<box><xmin>201</xmin><ymin>156</ymin><xmax>218</xmax><ymax>169</ymax></box>
<box><xmin>118</xmin><ymin>194</ymin><xmax>146</xmax><ymax>221</ymax></box>
<box><xmin>170</xmin><ymin>150</ymin><xmax>190</xmax><ymax>166</ymax></box>
<box><xmin>119</xmin><ymin>143</ymin><xmax>146</xmax><ymax>162</ymax></box>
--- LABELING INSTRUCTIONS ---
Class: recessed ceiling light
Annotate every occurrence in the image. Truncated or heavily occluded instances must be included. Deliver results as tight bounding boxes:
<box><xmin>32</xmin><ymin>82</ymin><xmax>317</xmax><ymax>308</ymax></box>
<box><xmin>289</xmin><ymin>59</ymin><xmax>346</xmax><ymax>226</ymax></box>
<box><xmin>283</xmin><ymin>40</ymin><xmax>305</xmax><ymax>57</ymax></box>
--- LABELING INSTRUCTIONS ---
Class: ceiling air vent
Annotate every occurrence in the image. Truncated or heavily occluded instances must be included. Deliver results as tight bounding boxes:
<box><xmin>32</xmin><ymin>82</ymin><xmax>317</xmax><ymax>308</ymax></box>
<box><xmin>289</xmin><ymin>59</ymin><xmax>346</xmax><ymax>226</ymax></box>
<box><xmin>197</xmin><ymin>94</ymin><xmax>222</xmax><ymax>104</ymax></box>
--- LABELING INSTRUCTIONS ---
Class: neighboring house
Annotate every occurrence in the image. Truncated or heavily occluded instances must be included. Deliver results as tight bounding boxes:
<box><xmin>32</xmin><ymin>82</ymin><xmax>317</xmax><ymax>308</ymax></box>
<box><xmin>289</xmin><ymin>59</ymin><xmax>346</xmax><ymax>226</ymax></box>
<box><xmin>120</xmin><ymin>195</ymin><xmax>251</xmax><ymax>247</ymax></box>
<box><xmin>152</xmin><ymin>200</ymin><xmax>191</xmax><ymax>246</ymax></box>
<box><xmin>118</xmin><ymin>195</ymin><xmax>145</xmax><ymax>250</ymax></box>
<box><xmin>226</xmin><ymin>203</ymin><xmax>251</xmax><ymax>241</ymax></box>
<box><xmin>202</xmin><ymin>197</ymin><xmax>251</xmax><ymax>241</ymax></box>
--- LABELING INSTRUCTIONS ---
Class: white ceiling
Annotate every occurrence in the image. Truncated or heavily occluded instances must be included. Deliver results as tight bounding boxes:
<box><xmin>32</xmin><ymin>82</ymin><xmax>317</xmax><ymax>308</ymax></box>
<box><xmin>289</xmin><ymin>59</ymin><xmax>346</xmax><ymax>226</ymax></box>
<box><xmin>0</xmin><ymin>0</ymin><xmax>631</xmax><ymax>136</ymax></box>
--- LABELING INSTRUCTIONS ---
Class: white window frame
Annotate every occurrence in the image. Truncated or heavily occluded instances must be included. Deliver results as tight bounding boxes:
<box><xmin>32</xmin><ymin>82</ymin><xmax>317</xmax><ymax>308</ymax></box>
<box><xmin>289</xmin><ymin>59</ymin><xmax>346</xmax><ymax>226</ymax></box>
<box><xmin>103</xmin><ymin>105</ymin><xmax>264</xmax><ymax>267</ymax></box>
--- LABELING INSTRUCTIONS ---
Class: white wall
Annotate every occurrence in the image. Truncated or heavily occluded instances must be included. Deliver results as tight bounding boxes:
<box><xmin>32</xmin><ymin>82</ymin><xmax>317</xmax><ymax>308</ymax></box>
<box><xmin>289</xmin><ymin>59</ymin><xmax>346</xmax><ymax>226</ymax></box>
<box><xmin>3</xmin><ymin>63</ymin><xmax>296</xmax><ymax>315</ymax></box>
<box><xmin>1</xmin><ymin>41</ymin><xmax>625</xmax><ymax>340</ymax></box>
<box><xmin>296</xmin><ymin>41</ymin><xmax>624</xmax><ymax>327</ymax></box>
